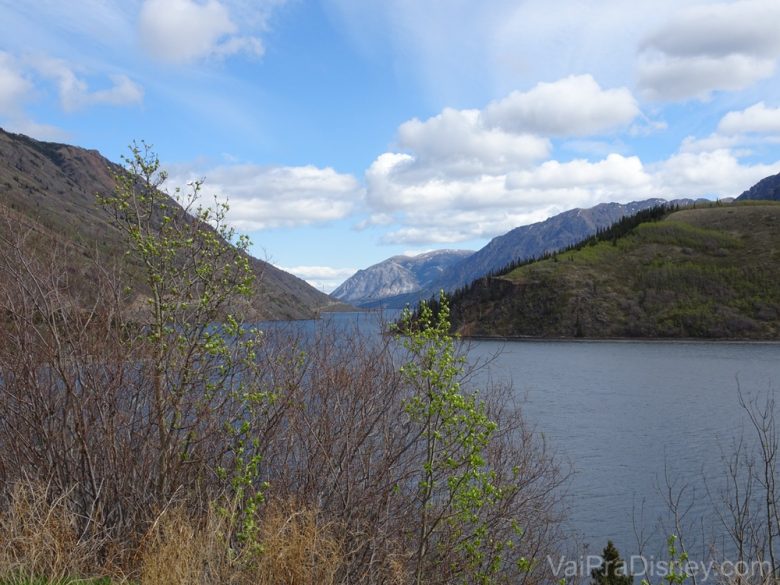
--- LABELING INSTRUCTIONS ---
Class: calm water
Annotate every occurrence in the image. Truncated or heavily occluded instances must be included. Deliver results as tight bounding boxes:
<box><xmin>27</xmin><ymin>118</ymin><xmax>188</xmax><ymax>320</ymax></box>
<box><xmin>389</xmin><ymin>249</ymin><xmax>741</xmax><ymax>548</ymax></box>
<box><xmin>311</xmin><ymin>314</ymin><xmax>780</xmax><ymax>559</ymax></box>
<box><xmin>466</xmin><ymin>338</ymin><xmax>780</xmax><ymax>558</ymax></box>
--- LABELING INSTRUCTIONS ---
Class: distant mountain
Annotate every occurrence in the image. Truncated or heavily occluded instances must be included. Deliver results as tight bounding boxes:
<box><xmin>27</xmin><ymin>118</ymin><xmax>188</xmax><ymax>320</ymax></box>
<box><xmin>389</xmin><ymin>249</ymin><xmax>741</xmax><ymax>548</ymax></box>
<box><xmin>448</xmin><ymin>203</ymin><xmax>780</xmax><ymax>339</ymax></box>
<box><xmin>737</xmin><ymin>172</ymin><xmax>780</xmax><ymax>201</ymax></box>
<box><xmin>355</xmin><ymin>199</ymin><xmax>702</xmax><ymax>309</ymax></box>
<box><xmin>0</xmin><ymin>128</ymin><xmax>344</xmax><ymax>320</ymax></box>
<box><xmin>430</xmin><ymin>199</ymin><xmax>674</xmax><ymax>292</ymax></box>
<box><xmin>331</xmin><ymin>249</ymin><xmax>473</xmax><ymax>306</ymax></box>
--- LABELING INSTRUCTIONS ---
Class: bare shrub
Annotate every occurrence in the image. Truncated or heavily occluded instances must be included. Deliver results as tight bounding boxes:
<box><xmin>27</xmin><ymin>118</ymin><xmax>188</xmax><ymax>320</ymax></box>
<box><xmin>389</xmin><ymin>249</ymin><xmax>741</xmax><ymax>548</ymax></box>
<box><xmin>253</xmin><ymin>317</ymin><xmax>569</xmax><ymax>585</ymax></box>
<box><xmin>0</xmin><ymin>149</ymin><xmax>569</xmax><ymax>584</ymax></box>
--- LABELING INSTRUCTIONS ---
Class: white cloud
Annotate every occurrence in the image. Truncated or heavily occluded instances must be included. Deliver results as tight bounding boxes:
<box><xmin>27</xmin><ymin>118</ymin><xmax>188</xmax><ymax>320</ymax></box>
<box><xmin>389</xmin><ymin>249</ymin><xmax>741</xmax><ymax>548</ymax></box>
<box><xmin>353</xmin><ymin>212</ymin><xmax>395</xmax><ymax>230</ymax></box>
<box><xmin>652</xmin><ymin>149</ymin><xmax>779</xmax><ymax>197</ymax></box>
<box><xmin>506</xmin><ymin>155</ymin><xmax>651</xmax><ymax>190</ymax></box>
<box><xmin>718</xmin><ymin>102</ymin><xmax>780</xmax><ymax>135</ymax></box>
<box><xmin>166</xmin><ymin>162</ymin><xmax>364</xmax><ymax>230</ymax></box>
<box><xmin>397</xmin><ymin>108</ymin><xmax>550</xmax><ymax>175</ymax></box>
<box><xmin>363</xmin><ymin>77</ymin><xmax>652</xmax><ymax>244</ymax></box>
<box><xmin>138</xmin><ymin>0</ymin><xmax>265</xmax><ymax>64</ymax></box>
<box><xmin>363</xmin><ymin>72</ymin><xmax>780</xmax><ymax>247</ymax></box>
<box><xmin>279</xmin><ymin>265</ymin><xmax>357</xmax><ymax>293</ymax></box>
<box><xmin>30</xmin><ymin>56</ymin><xmax>143</xmax><ymax>112</ymax></box>
<box><xmin>483</xmin><ymin>75</ymin><xmax>639</xmax><ymax>136</ymax></box>
<box><xmin>0</xmin><ymin>52</ymin><xmax>32</xmax><ymax>116</ymax></box>
<box><xmin>0</xmin><ymin>51</ymin><xmax>140</xmax><ymax>139</ymax></box>
<box><xmin>638</xmin><ymin>0</ymin><xmax>780</xmax><ymax>101</ymax></box>
<box><xmin>641</xmin><ymin>0</ymin><xmax>780</xmax><ymax>59</ymax></box>
<box><xmin>89</xmin><ymin>74</ymin><xmax>145</xmax><ymax>107</ymax></box>
<box><xmin>679</xmin><ymin>102</ymin><xmax>780</xmax><ymax>154</ymax></box>
<box><xmin>638</xmin><ymin>54</ymin><xmax>775</xmax><ymax>101</ymax></box>
<box><xmin>367</xmin><ymin>151</ymin><xmax>658</xmax><ymax>244</ymax></box>
<box><xmin>380</xmin><ymin>207</ymin><xmax>559</xmax><ymax>246</ymax></box>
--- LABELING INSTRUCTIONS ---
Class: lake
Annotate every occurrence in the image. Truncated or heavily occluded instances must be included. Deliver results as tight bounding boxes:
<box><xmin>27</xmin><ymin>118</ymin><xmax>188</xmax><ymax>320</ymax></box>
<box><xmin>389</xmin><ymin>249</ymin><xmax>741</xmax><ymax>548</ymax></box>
<box><xmin>465</xmin><ymin>338</ymin><xmax>780</xmax><ymax>560</ymax></box>
<box><xmin>315</xmin><ymin>313</ymin><xmax>780</xmax><ymax>561</ymax></box>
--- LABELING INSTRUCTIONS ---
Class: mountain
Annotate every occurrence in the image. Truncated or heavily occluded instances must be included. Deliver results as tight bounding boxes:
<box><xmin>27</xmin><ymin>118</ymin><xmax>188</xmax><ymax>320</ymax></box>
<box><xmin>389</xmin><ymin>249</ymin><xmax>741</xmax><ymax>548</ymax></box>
<box><xmin>331</xmin><ymin>249</ymin><xmax>473</xmax><ymax>306</ymax></box>
<box><xmin>448</xmin><ymin>202</ymin><xmax>780</xmax><ymax>339</ymax></box>
<box><xmin>0</xmin><ymin>128</ymin><xmax>344</xmax><ymax>320</ymax></box>
<box><xmin>353</xmin><ymin>199</ymin><xmax>700</xmax><ymax>309</ymax></box>
<box><xmin>737</xmin><ymin>171</ymin><xmax>780</xmax><ymax>201</ymax></box>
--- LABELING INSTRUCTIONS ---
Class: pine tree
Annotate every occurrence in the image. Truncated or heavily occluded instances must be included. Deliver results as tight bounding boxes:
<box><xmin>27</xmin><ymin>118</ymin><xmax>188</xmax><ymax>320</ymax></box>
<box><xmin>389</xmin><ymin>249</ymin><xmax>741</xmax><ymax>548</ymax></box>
<box><xmin>591</xmin><ymin>541</ymin><xmax>633</xmax><ymax>585</ymax></box>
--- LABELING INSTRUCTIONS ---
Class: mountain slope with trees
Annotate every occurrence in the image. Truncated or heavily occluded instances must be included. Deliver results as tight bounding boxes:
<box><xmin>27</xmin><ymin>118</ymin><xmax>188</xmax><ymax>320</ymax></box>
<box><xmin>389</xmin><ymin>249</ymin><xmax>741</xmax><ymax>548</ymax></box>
<box><xmin>448</xmin><ymin>203</ymin><xmax>780</xmax><ymax>339</ymax></box>
<box><xmin>349</xmin><ymin>199</ymin><xmax>703</xmax><ymax>309</ymax></box>
<box><xmin>0</xmin><ymin>128</ymin><xmax>343</xmax><ymax>319</ymax></box>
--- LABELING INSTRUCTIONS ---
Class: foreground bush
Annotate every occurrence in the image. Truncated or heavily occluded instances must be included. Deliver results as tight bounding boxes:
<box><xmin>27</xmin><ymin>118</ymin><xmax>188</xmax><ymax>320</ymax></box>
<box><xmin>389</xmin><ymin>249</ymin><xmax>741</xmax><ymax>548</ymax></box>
<box><xmin>0</xmin><ymin>146</ymin><xmax>568</xmax><ymax>584</ymax></box>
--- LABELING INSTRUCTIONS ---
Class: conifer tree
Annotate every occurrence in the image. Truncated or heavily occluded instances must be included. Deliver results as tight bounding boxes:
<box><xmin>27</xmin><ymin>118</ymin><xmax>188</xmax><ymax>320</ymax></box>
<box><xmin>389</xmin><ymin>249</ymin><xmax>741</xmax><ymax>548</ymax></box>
<box><xmin>592</xmin><ymin>541</ymin><xmax>633</xmax><ymax>585</ymax></box>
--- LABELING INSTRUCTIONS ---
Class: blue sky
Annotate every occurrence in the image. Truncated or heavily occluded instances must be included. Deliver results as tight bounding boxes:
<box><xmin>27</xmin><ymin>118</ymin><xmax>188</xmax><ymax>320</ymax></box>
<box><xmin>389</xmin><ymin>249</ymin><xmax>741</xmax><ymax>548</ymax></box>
<box><xmin>2</xmin><ymin>0</ymin><xmax>780</xmax><ymax>291</ymax></box>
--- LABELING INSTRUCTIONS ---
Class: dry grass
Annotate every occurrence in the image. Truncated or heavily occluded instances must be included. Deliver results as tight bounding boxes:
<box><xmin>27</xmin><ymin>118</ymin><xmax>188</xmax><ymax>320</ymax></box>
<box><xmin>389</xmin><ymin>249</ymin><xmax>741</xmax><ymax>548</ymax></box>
<box><xmin>138</xmin><ymin>499</ymin><xmax>342</xmax><ymax>585</ymax></box>
<box><xmin>0</xmin><ymin>480</ymin><xmax>110</xmax><ymax>584</ymax></box>
<box><xmin>0</xmin><ymin>484</ymin><xmax>344</xmax><ymax>585</ymax></box>
<box><xmin>248</xmin><ymin>500</ymin><xmax>343</xmax><ymax>585</ymax></box>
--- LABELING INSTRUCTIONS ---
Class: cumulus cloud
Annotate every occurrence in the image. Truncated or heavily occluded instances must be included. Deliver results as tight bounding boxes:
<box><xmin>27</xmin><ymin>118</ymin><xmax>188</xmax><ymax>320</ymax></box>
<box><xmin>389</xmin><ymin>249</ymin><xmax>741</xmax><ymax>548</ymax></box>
<box><xmin>362</xmin><ymin>72</ymin><xmax>780</xmax><ymax>247</ymax></box>
<box><xmin>638</xmin><ymin>0</ymin><xmax>780</xmax><ymax>100</ymax></box>
<box><xmin>638</xmin><ymin>54</ymin><xmax>775</xmax><ymax>102</ymax></box>
<box><xmin>370</xmin><ymin>146</ymin><xmax>780</xmax><ymax>245</ymax></box>
<box><xmin>138</xmin><ymin>0</ymin><xmax>265</xmax><ymax>64</ymax></box>
<box><xmin>30</xmin><ymin>56</ymin><xmax>143</xmax><ymax>111</ymax></box>
<box><xmin>166</xmin><ymin>162</ymin><xmax>363</xmax><ymax>230</ymax></box>
<box><xmin>506</xmin><ymin>155</ymin><xmax>651</xmax><ymax>190</ymax></box>
<box><xmin>367</xmin><ymin>152</ymin><xmax>658</xmax><ymax>244</ymax></box>
<box><xmin>679</xmin><ymin>102</ymin><xmax>780</xmax><ymax>154</ymax></box>
<box><xmin>483</xmin><ymin>75</ymin><xmax>639</xmax><ymax>136</ymax></box>
<box><xmin>363</xmin><ymin>77</ymin><xmax>651</xmax><ymax>244</ymax></box>
<box><xmin>398</xmin><ymin>108</ymin><xmax>550</xmax><ymax>175</ymax></box>
<box><xmin>718</xmin><ymin>102</ymin><xmax>780</xmax><ymax>135</ymax></box>
<box><xmin>652</xmin><ymin>149</ymin><xmax>779</xmax><ymax>197</ymax></box>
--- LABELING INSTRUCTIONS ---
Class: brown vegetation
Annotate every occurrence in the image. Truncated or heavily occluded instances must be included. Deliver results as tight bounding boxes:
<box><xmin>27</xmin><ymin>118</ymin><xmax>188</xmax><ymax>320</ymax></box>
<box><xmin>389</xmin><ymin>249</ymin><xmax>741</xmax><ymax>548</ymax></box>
<box><xmin>0</xmin><ymin>148</ymin><xmax>568</xmax><ymax>584</ymax></box>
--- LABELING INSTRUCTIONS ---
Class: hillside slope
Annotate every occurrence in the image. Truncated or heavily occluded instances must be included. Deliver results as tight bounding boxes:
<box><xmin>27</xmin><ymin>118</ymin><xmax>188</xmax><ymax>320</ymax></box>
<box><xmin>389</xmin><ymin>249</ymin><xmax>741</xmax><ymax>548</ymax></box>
<box><xmin>0</xmin><ymin>128</ymin><xmax>342</xmax><ymax>320</ymax></box>
<box><xmin>449</xmin><ymin>203</ymin><xmax>780</xmax><ymax>339</ymax></box>
<box><xmin>737</xmin><ymin>171</ymin><xmax>780</xmax><ymax>201</ymax></box>
<box><xmin>331</xmin><ymin>249</ymin><xmax>473</xmax><ymax>306</ymax></box>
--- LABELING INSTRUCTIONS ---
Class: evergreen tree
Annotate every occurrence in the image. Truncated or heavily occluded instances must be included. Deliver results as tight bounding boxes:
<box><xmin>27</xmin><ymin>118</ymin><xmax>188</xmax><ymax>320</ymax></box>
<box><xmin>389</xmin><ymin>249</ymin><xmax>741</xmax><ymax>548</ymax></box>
<box><xmin>591</xmin><ymin>541</ymin><xmax>633</xmax><ymax>585</ymax></box>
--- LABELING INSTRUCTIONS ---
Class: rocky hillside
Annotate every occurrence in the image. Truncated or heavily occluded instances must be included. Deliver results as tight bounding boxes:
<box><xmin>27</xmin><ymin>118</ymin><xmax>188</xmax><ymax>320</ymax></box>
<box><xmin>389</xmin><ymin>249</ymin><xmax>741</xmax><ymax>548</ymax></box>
<box><xmin>0</xmin><ymin>128</ymin><xmax>343</xmax><ymax>320</ymax></box>
<box><xmin>448</xmin><ymin>202</ymin><xmax>780</xmax><ymax>339</ymax></box>
<box><xmin>332</xmin><ymin>249</ymin><xmax>473</xmax><ymax>306</ymax></box>
<box><xmin>737</xmin><ymin>171</ymin><xmax>780</xmax><ymax>201</ymax></box>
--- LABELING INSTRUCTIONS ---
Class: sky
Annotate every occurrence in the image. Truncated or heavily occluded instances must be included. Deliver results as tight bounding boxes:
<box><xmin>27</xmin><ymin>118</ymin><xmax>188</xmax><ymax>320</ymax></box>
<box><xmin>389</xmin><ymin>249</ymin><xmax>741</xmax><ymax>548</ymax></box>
<box><xmin>2</xmin><ymin>1</ymin><xmax>780</xmax><ymax>292</ymax></box>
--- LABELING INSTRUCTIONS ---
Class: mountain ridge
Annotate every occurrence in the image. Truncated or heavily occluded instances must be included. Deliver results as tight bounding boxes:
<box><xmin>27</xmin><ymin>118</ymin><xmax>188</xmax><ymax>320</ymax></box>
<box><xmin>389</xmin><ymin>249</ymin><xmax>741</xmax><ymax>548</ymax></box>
<box><xmin>447</xmin><ymin>202</ymin><xmax>780</xmax><ymax>339</ymax></box>
<box><xmin>737</xmin><ymin>171</ymin><xmax>780</xmax><ymax>201</ymax></box>
<box><xmin>0</xmin><ymin>128</ymin><xmax>345</xmax><ymax>320</ymax></box>
<box><xmin>341</xmin><ymin>198</ymin><xmax>705</xmax><ymax>308</ymax></box>
<box><xmin>331</xmin><ymin>249</ymin><xmax>473</xmax><ymax>305</ymax></box>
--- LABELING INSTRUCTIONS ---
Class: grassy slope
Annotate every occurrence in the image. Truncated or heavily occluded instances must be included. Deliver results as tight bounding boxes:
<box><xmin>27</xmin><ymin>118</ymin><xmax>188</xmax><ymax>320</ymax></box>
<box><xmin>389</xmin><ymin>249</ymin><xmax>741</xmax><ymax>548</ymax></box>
<box><xmin>451</xmin><ymin>203</ymin><xmax>780</xmax><ymax>339</ymax></box>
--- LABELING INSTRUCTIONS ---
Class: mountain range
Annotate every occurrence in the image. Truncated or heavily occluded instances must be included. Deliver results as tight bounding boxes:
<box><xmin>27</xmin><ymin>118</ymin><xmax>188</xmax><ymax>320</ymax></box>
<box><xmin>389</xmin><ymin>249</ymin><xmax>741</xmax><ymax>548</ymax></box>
<box><xmin>0</xmin><ymin>128</ymin><xmax>344</xmax><ymax>320</ymax></box>
<box><xmin>336</xmin><ymin>198</ymin><xmax>708</xmax><ymax>308</ymax></box>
